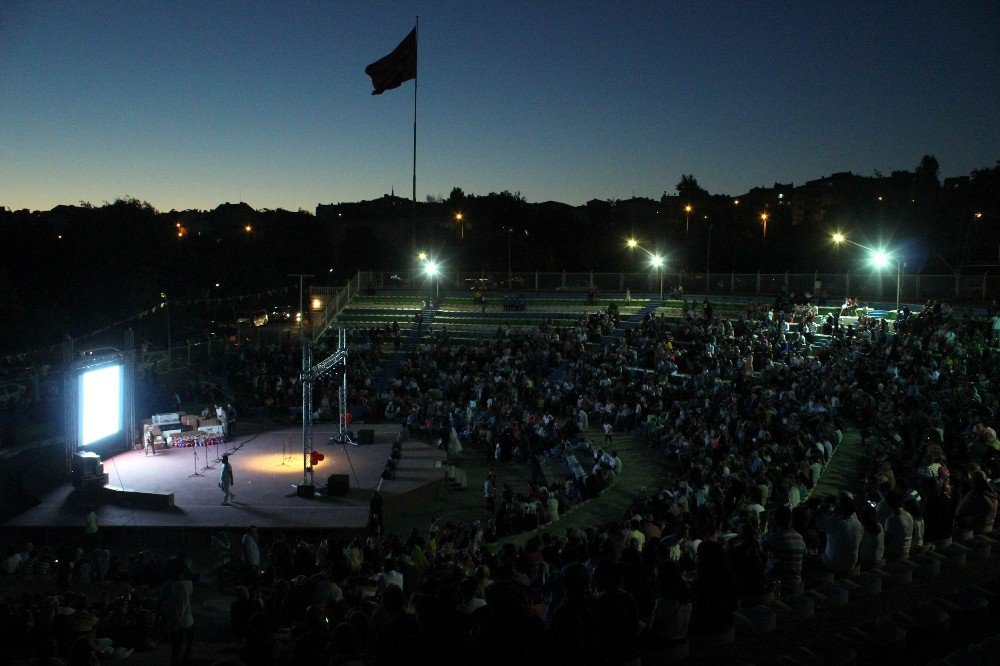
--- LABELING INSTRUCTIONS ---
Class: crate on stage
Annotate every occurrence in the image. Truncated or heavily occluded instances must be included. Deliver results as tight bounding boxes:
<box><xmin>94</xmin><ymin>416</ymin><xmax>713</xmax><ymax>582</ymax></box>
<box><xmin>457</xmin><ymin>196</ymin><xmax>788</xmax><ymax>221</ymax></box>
<box><xmin>71</xmin><ymin>451</ymin><xmax>108</xmax><ymax>491</ymax></box>
<box><xmin>327</xmin><ymin>474</ymin><xmax>350</xmax><ymax>496</ymax></box>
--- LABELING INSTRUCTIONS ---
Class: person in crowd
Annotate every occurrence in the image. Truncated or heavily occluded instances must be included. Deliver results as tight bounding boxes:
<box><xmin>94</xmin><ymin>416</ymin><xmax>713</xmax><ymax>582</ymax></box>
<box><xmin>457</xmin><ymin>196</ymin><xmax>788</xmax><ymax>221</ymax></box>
<box><xmin>242</xmin><ymin>526</ymin><xmax>261</xmax><ymax>578</ymax></box>
<box><xmin>763</xmin><ymin>505</ymin><xmax>805</xmax><ymax>594</ymax></box>
<box><xmin>160</xmin><ymin>557</ymin><xmax>194</xmax><ymax>666</ymax></box>
<box><xmin>882</xmin><ymin>490</ymin><xmax>914</xmax><ymax>561</ymax></box>
<box><xmin>690</xmin><ymin>540</ymin><xmax>739</xmax><ymax>636</ymax></box>
<box><xmin>955</xmin><ymin>470</ymin><xmax>998</xmax><ymax>535</ymax></box>
<box><xmin>857</xmin><ymin>504</ymin><xmax>885</xmax><ymax>567</ymax></box>
<box><xmin>816</xmin><ymin>492</ymin><xmax>864</xmax><ymax>575</ymax></box>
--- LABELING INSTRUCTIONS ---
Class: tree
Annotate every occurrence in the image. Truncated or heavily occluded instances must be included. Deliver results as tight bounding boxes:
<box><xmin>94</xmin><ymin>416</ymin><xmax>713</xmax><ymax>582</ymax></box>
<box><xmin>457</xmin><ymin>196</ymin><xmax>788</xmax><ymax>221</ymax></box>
<box><xmin>676</xmin><ymin>174</ymin><xmax>709</xmax><ymax>201</ymax></box>
<box><xmin>448</xmin><ymin>187</ymin><xmax>466</xmax><ymax>206</ymax></box>
<box><xmin>916</xmin><ymin>155</ymin><xmax>940</xmax><ymax>188</ymax></box>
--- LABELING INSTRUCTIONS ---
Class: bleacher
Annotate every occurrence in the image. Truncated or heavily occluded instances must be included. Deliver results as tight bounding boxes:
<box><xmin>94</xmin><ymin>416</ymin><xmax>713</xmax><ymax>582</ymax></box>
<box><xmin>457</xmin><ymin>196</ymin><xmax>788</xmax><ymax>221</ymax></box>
<box><xmin>334</xmin><ymin>292</ymin><xmax>653</xmax><ymax>340</ymax></box>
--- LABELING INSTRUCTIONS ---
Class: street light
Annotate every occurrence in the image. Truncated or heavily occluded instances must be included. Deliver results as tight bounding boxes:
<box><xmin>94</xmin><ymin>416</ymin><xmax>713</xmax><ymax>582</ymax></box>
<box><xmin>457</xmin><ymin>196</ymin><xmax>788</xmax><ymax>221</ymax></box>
<box><xmin>417</xmin><ymin>251</ymin><xmax>428</xmax><ymax>261</ymax></box>
<box><xmin>760</xmin><ymin>212</ymin><xmax>769</xmax><ymax>239</ymax></box>
<box><xmin>684</xmin><ymin>204</ymin><xmax>693</xmax><ymax>233</ymax></box>
<box><xmin>832</xmin><ymin>234</ymin><xmax>901</xmax><ymax>314</ymax></box>
<box><xmin>424</xmin><ymin>260</ymin><xmax>440</xmax><ymax>299</ymax></box>
<box><xmin>650</xmin><ymin>254</ymin><xmax>665</xmax><ymax>300</ymax></box>
<box><xmin>455</xmin><ymin>212</ymin><xmax>464</xmax><ymax>239</ymax></box>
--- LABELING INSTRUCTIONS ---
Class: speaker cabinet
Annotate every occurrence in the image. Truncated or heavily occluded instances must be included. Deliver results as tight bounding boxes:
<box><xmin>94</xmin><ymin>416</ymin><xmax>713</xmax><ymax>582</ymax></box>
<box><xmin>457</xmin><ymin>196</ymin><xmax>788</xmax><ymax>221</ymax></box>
<box><xmin>296</xmin><ymin>483</ymin><xmax>315</xmax><ymax>499</ymax></box>
<box><xmin>327</xmin><ymin>474</ymin><xmax>350</xmax><ymax>496</ymax></box>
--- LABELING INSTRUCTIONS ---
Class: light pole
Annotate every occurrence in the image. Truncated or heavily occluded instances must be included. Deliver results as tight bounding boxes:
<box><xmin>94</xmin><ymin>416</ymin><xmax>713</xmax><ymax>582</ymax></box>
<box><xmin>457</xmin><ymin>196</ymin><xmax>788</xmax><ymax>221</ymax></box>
<box><xmin>424</xmin><ymin>261</ymin><xmax>440</xmax><ymax>300</ymax></box>
<box><xmin>455</xmin><ymin>212</ymin><xmax>464</xmax><ymax>240</ymax></box>
<box><xmin>161</xmin><ymin>293</ymin><xmax>170</xmax><ymax>367</ymax></box>
<box><xmin>651</xmin><ymin>254</ymin><xmax>665</xmax><ymax>300</ymax></box>
<box><xmin>760</xmin><ymin>212</ymin><xmax>769</xmax><ymax>239</ymax></box>
<box><xmin>705</xmin><ymin>216</ymin><xmax>712</xmax><ymax>292</ymax></box>
<box><xmin>684</xmin><ymin>204</ymin><xmax>692</xmax><ymax>233</ymax></box>
<box><xmin>832</xmin><ymin>234</ymin><xmax>901</xmax><ymax>314</ymax></box>
<box><xmin>507</xmin><ymin>227</ymin><xmax>512</xmax><ymax>285</ymax></box>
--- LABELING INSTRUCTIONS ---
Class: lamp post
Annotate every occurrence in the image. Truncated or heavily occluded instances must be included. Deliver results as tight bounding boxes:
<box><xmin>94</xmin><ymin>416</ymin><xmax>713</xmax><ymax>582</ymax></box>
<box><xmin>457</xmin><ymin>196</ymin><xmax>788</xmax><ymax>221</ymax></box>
<box><xmin>627</xmin><ymin>237</ymin><xmax>638</xmax><ymax>274</ymax></box>
<box><xmin>684</xmin><ymin>204</ymin><xmax>692</xmax><ymax>233</ymax></box>
<box><xmin>651</xmin><ymin>254</ymin><xmax>665</xmax><ymax>300</ymax></box>
<box><xmin>704</xmin><ymin>215</ymin><xmax>712</xmax><ymax>292</ymax></box>
<box><xmin>832</xmin><ymin>234</ymin><xmax>901</xmax><ymax>314</ymax></box>
<box><xmin>507</xmin><ymin>227</ymin><xmax>512</xmax><ymax>285</ymax></box>
<box><xmin>455</xmin><ymin>212</ymin><xmax>464</xmax><ymax>240</ymax></box>
<box><xmin>161</xmin><ymin>293</ymin><xmax>170</xmax><ymax>367</ymax></box>
<box><xmin>424</xmin><ymin>261</ymin><xmax>440</xmax><ymax>300</ymax></box>
<box><xmin>760</xmin><ymin>212</ymin><xmax>769</xmax><ymax>239</ymax></box>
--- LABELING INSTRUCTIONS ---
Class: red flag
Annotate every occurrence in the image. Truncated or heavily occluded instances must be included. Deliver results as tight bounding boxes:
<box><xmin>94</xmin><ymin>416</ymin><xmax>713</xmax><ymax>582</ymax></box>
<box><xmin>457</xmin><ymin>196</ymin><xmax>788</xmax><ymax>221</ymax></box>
<box><xmin>365</xmin><ymin>28</ymin><xmax>417</xmax><ymax>95</ymax></box>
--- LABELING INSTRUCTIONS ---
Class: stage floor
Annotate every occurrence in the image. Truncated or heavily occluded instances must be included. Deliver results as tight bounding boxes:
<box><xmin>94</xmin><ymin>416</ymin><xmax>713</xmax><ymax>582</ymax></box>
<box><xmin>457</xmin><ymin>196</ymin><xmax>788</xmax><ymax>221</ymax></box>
<box><xmin>4</xmin><ymin>425</ymin><xmax>446</xmax><ymax>531</ymax></box>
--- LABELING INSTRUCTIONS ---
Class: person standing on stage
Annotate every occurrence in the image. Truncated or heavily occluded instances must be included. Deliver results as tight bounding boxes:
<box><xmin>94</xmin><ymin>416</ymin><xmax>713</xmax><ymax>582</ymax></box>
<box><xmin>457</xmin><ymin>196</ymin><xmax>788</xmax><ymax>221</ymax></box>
<box><xmin>226</xmin><ymin>402</ymin><xmax>237</xmax><ymax>440</ymax></box>
<box><xmin>219</xmin><ymin>454</ymin><xmax>235</xmax><ymax>506</ymax></box>
<box><xmin>215</xmin><ymin>404</ymin><xmax>228</xmax><ymax>441</ymax></box>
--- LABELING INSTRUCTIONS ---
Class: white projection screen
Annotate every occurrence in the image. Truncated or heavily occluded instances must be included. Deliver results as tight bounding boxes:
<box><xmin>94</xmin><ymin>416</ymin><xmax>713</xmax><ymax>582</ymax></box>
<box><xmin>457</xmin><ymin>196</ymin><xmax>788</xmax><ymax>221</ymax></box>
<box><xmin>79</xmin><ymin>364</ymin><xmax>123</xmax><ymax>446</ymax></box>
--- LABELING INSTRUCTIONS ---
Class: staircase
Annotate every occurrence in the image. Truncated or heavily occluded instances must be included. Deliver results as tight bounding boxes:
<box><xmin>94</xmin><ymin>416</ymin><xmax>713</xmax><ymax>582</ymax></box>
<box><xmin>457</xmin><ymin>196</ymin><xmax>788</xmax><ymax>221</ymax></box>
<box><xmin>372</xmin><ymin>304</ymin><xmax>439</xmax><ymax>396</ymax></box>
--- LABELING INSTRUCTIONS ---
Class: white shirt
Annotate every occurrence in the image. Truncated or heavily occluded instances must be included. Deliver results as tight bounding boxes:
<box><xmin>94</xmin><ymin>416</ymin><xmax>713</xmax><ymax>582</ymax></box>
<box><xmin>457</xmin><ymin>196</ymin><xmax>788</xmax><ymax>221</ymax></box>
<box><xmin>160</xmin><ymin>579</ymin><xmax>194</xmax><ymax>631</ymax></box>
<box><xmin>84</xmin><ymin>511</ymin><xmax>98</xmax><ymax>535</ymax></box>
<box><xmin>817</xmin><ymin>512</ymin><xmax>864</xmax><ymax>572</ymax></box>
<box><xmin>242</xmin><ymin>534</ymin><xmax>260</xmax><ymax>567</ymax></box>
<box><xmin>457</xmin><ymin>597</ymin><xmax>487</xmax><ymax>614</ymax></box>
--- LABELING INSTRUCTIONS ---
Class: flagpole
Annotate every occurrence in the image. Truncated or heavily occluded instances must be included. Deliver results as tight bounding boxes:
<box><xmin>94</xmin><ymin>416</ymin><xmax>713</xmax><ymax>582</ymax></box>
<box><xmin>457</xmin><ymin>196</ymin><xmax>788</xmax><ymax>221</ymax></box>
<box><xmin>412</xmin><ymin>16</ymin><xmax>418</xmax><ymax>257</ymax></box>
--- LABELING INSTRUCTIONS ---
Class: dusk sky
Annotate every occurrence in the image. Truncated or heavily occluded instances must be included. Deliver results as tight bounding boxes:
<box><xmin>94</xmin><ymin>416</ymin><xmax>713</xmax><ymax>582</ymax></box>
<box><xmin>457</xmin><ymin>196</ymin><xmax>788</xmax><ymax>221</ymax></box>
<box><xmin>2</xmin><ymin>1</ymin><xmax>998</xmax><ymax>212</ymax></box>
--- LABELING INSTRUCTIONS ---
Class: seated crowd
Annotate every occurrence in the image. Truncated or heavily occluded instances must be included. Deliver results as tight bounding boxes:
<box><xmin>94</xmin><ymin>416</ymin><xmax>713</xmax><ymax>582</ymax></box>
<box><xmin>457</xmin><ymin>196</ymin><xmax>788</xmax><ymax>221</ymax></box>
<box><xmin>2</xmin><ymin>298</ymin><xmax>997</xmax><ymax>665</ymax></box>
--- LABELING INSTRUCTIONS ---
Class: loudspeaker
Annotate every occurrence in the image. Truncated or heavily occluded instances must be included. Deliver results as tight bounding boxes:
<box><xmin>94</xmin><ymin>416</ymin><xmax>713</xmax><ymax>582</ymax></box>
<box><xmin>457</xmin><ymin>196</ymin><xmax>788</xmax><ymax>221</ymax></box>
<box><xmin>358</xmin><ymin>429</ymin><xmax>375</xmax><ymax>445</ymax></box>
<box><xmin>72</xmin><ymin>451</ymin><xmax>102</xmax><ymax>477</ymax></box>
<box><xmin>327</xmin><ymin>474</ymin><xmax>350</xmax><ymax>496</ymax></box>
<box><xmin>296</xmin><ymin>483</ymin><xmax>315</xmax><ymax>499</ymax></box>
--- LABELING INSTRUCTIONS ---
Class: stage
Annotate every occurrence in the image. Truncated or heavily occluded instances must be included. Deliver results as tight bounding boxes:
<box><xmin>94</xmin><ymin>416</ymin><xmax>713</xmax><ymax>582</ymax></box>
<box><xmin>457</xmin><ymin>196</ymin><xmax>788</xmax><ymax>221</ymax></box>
<box><xmin>4</xmin><ymin>424</ymin><xmax>446</xmax><ymax>532</ymax></box>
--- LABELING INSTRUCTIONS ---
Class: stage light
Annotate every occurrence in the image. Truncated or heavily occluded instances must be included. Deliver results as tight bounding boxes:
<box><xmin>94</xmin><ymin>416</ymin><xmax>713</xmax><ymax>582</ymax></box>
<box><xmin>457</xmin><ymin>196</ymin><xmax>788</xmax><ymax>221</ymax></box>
<box><xmin>626</xmin><ymin>238</ymin><xmax>638</xmax><ymax>249</ymax></box>
<box><xmin>80</xmin><ymin>364</ymin><xmax>122</xmax><ymax>446</ymax></box>
<box><xmin>311</xmin><ymin>297</ymin><xmax>323</xmax><ymax>311</ymax></box>
<box><xmin>832</xmin><ymin>233</ymin><xmax>845</xmax><ymax>244</ymax></box>
<box><xmin>650</xmin><ymin>254</ymin><xmax>664</xmax><ymax>268</ymax></box>
<box><xmin>244</xmin><ymin>225</ymin><xmax>252</xmax><ymax>233</ymax></box>
<box><xmin>417</xmin><ymin>251</ymin><xmax>428</xmax><ymax>261</ymax></box>
<box><xmin>424</xmin><ymin>261</ymin><xmax>439</xmax><ymax>277</ymax></box>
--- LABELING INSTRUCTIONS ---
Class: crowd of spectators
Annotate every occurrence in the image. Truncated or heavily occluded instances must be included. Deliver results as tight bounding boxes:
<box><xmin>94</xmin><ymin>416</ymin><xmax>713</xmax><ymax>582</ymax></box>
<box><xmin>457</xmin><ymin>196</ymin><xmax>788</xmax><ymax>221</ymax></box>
<box><xmin>223</xmin><ymin>328</ymin><xmax>388</xmax><ymax>422</ymax></box>
<box><xmin>2</xmin><ymin>295</ymin><xmax>998</xmax><ymax>664</ymax></box>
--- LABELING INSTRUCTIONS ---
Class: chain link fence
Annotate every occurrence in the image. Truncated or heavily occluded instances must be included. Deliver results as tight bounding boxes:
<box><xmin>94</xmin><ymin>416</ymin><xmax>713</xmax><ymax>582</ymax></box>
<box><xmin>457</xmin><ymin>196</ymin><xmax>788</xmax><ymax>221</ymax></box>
<box><xmin>358</xmin><ymin>270</ymin><xmax>996</xmax><ymax>303</ymax></box>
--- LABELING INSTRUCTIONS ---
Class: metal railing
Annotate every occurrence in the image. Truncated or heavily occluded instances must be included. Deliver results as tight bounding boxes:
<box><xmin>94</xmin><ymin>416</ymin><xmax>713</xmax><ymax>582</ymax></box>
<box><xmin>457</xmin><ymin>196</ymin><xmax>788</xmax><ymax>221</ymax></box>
<box><xmin>310</xmin><ymin>271</ymin><xmax>370</xmax><ymax>341</ymax></box>
<box><xmin>355</xmin><ymin>270</ymin><xmax>997</xmax><ymax>303</ymax></box>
